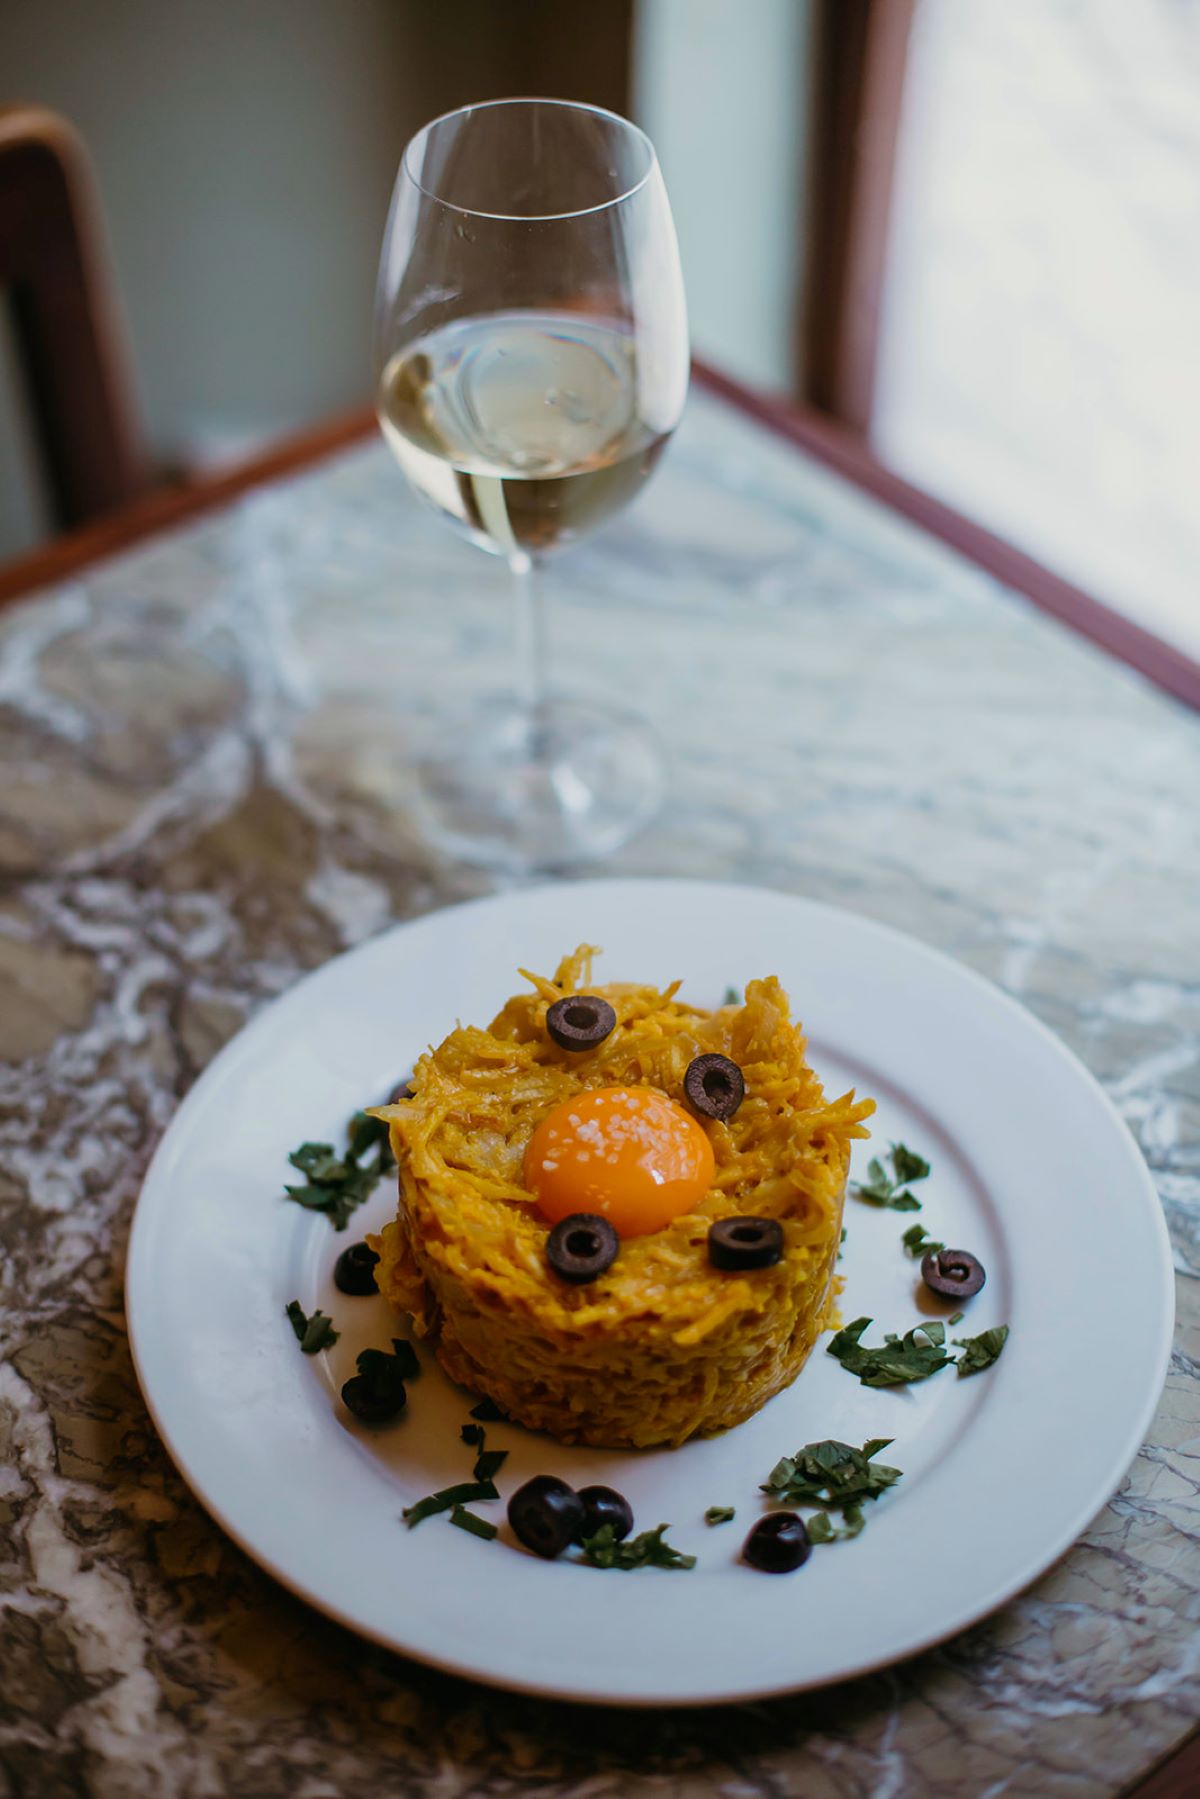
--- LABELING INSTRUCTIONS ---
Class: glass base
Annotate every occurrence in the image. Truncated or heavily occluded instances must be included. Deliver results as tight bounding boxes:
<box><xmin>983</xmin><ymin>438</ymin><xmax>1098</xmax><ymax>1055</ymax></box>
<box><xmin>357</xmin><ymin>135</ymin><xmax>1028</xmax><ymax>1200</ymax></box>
<box><xmin>412</xmin><ymin>694</ymin><xmax>665</xmax><ymax>872</ymax></box>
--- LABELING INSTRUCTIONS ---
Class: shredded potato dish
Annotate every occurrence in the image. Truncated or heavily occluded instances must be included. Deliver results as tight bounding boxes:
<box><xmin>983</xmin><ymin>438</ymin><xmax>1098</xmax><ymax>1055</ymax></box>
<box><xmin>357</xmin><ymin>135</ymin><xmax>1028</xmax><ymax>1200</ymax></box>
<box><xmin>370</xmin><ymin>946</ymin><xmax>874</xmax><ymax>1448</ymax></box>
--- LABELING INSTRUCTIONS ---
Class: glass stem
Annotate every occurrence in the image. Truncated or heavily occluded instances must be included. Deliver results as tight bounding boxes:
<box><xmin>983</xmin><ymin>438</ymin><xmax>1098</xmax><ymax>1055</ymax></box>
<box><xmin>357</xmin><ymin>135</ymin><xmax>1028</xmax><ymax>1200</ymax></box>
<box><xmin>512</xmin><ymin>551</ymin><xmax>548</xmax><ymax>721</ymax></box>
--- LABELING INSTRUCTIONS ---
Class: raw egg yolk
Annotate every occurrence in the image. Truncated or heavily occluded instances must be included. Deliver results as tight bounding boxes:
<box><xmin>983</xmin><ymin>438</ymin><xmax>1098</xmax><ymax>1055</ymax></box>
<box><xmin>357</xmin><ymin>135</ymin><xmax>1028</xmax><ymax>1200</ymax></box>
<box><xmin>524</xmin><ymin>1086</ymin><xmax>715</xmax><ymax>1238</ymax></box>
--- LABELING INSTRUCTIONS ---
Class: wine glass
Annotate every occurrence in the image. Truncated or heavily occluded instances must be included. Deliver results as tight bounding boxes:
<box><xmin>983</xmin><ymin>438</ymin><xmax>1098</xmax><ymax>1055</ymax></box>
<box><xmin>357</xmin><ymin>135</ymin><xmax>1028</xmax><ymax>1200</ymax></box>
<box><xmin>374</xmin><ymin>98</ymin><xmax>688</xmax><ymax>871</ymax></box>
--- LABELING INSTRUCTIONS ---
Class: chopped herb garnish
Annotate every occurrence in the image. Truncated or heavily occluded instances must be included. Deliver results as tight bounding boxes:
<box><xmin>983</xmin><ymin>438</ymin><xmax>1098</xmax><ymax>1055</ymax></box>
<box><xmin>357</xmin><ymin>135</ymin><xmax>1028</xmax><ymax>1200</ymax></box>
<box><xmin>469</xmin><ymin>1397</ymin><xmax>507</xmax><ymax>1422</ymax></box>
<box><xmin>579</xmin><ymin>1523</ymin><xmax>696</xmax><ymax>1571</ymax></box>
<box><xmin>902</xmin><ymin>1222</ymin><xmax>945</xmax><ymax>1258</ymax></box>
<box><xmin>891</xmin><ymin>1143</ymin><xmax>931</xmax><ymax>1184</ymax></box>
<box><xmin>805</xmin><ymin>1508</ymin><xmax>867</xmax><ymax>1543</ymax></box>
<box><xmin>850</xmin><ymin>1142</ymin><xmax>930</xmax><ymax>1211</ymax></box>
<box><xmin>722</xmin><ymin>986</ymin><xmax>742</xmax><ymax>1007</ymax></box>
<box><xmin>449</xmin><ymin>1506</ymin><xmax>498</xmax><ymax>1541</ymax></box>
<box><xmin>473</xmin><ymin>1447</ymin><xmax>508</xmax><ymax>1483</ymax></box>
<box><xmin>954</xmin><ymin>1325</ymin><xmax>1010</xmax><ymax>1375</ymax></box>
<box><xmin>402</xmin><ymin>1479</ymin><xmax>500</xmax><ymax>1528</ymax></box>
<box><xmin>948</xmin><ymin>1309</ymin><xmax>965</xmax><ymax>1325</ymax></box>
<box><xmin>283</xmin><ymin>1107</ymin><xmax>397</xmax><ymax>1232</ymax></box>
<box><xmin>460</xmin><ymin>1421</ymin><xmax>508</xmax><ymax>1484</ymax></box>
<box><xmin>285</xmin><ymin>1299</ymin><xmax>339</xmax><ymax>1354</ymax></box>
<box><xmin>829</xmin><ymin>1315</ymin><xmax>1007</xmax><ymax>1383</ymax></box>
<box><xmin>762</xmin><ymin>1438</ymin><xmax>902</xmax><ymax>1523</ymax></box>
<box><xmin>827</xmin><ymin>1316</ymin><xmax>954</xmax><ymax>1386</ymax></box>
<box><xmin>838</xmin><ymin>1226</ymin><xmax>847</xmax><ymax>1262</ymax></box>
<box><xmin>705</xmin><ymin>1506</ymin><xmax>736</xmax><ymax>1526</ymax></box>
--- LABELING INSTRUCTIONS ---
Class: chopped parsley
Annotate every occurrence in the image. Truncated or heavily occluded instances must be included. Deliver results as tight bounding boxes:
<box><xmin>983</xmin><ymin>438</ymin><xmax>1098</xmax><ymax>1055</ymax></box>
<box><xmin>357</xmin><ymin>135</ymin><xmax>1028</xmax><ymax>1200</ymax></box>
<box><xmin>806</xmin><ymin>1510</ymin><xmax>865</xmax><ymax>1544</ymax></box>
<box><xmin>705</xmin><ymin>1506</ymin><xmax>736</xmax><ymax>1526</ymax></box>
<box><xmin>460</xmin><ymin>1420</ymin><xmax>508</xmax><ymax>1484</ymax></box>
<box><xmin>827</xmin><ymin>1316</ymin><xmax>954</xmax><ymax>1386</ymax></box>
<box><xmin>762</xmin><ymin>1437</ymin><xmax>902</xmax><ymax>1535</ymax></box>
<box><xmin>285</xmin><ymin>1299</ymin><xmax>339</xmax><ymax>1354</ymax></box>
<box><xmin>449</xmin><ymin>1506</ymin><xmax>498</xmax><ymax>1541</ymax></box>
<box><xmin>954</xmin><ymin>1325</ymin><xmax>1010</xmax><ymax>1375</ymax></box>
<box><xmin>902</xmin><ymin>1222</ymin><xmax>945</xmax><ymax>1258</ymax></box>
<box><xmin>829</xmin><ymin>1316</ymin><xmax>1010</xmax><ymax>1383</ymax></box>
<box><xmin>851</xmin><ymin>1141</ymin><xmax>930</xmax><ymax>1211</ymax></box>
<box><xmin>283</xmin><ymin>1109</ymin><xmax>396</xmax><ymax>1231</ymax></box>
<box><xmin>722</xmin><ymin>986</ymin><xmax>742</xmax><ymax>1007</ymax></box>
<box><xmin>579</xmin><ymin>1523</ymin><xmax>696</xmax><ymax>1571</ymax></box>
<box><xmin>948</xmin><ymin>1310</ymin><xmax>965</xmax><ymax>1325</ymax></box>
<box><xmin>402</xmin><ymin>1479</ymin><xmax>500</xmax><ymax>1528</ymax></box>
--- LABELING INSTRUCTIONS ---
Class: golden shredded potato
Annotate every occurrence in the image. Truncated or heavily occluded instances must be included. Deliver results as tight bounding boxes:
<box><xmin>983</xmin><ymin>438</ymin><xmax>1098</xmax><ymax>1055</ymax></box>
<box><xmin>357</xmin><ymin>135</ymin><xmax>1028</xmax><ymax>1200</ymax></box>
<box><xmin>370</xmin><ymin>946</ymin><xmax>874</xmax><ymax>1448</ymax></box>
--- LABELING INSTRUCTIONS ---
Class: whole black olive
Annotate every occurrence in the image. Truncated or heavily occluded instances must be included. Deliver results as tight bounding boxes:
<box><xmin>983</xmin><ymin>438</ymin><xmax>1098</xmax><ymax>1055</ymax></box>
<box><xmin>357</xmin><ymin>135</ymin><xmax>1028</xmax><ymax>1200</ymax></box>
<box><xmin>577</xmin><ymin>1485</ymin><xmax>634</xmax><ymax>1542</ymax></box>
<box><xmin>545</xmin><ymin>995</ymin><xmax>617</xmax><ymax>1051</ymax></box>
<box><xmin>507</xmin><ymin>1475</ymin><xmax>586</xmax><ymax>1558</ymax></box>
<box><xmin>684</xmin><ymin>1053</ymin><xmax>745</xmax><ymax>1121</ymax></box>
<box><xmin>341</xmin><ymin>1372</ymin><xmax>406</xmax><ymax>1423</ymax></box>
<box><xmin>707</xmin><ymin>1215</ymin><xmax>784</xmax><ymax>1271</ymax></box>
<box><xmin>921</xmin><ymin>1248</ymin><xmax>986</xmax><ymax>1300</ymax></box>
<box><xmin>743</xmin><ymin>1512</ymin><xmax>811</xmax><ymax>1572</ymax></box>
<box><xmin>546</xmin><ymin>1213</ymin><xmax>620</xmax><ymax>1284</ymax></box>
<box><xmin>334</xmin><ymin>1240</ymin><xmax>380</xmax><ymax>1295</ymax></box>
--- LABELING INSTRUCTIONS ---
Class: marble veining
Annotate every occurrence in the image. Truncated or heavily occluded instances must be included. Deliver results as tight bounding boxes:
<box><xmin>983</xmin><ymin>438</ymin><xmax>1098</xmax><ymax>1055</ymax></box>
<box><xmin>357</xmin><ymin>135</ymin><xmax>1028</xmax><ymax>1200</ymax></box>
<box><xmin>0</xmin><ymin>389</ymin><xmax>1197</xmax><ymax>1796</ymax></box>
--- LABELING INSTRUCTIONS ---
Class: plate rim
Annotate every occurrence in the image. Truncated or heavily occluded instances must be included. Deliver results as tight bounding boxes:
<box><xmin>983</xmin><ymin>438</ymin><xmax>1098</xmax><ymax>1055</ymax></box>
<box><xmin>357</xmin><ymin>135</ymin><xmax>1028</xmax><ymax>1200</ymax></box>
<box><xmin>125</xmin><ymin>876</ymin><xmax>1176</xmax><ymax>1706</ymax></box>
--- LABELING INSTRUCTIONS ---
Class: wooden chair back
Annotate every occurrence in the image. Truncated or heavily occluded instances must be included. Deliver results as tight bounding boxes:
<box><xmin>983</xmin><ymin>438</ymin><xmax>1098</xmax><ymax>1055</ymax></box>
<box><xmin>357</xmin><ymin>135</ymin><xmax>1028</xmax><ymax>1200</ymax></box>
<box><xmin>0</xmin><ymin>105</ymin><xmax>148</xmax><ymax>531</ymax></box>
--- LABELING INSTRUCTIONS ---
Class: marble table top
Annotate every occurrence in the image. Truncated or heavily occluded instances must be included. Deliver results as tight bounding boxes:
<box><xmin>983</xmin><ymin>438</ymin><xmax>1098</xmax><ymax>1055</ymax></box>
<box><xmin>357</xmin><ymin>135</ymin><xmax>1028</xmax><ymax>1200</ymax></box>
<box><xmin>1</xmin><ymin>387</ymin><xmax>1197</xmax><ymax>1797</ymax></box>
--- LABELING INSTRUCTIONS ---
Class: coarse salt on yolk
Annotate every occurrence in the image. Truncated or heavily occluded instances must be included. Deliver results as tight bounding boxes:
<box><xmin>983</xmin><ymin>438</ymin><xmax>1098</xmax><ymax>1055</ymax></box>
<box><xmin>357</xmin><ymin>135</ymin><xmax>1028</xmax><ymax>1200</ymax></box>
<box><xmin>524</xmin><ymin>1086</ymin><xmax>715</xmax><ymax>1238</ymax></box>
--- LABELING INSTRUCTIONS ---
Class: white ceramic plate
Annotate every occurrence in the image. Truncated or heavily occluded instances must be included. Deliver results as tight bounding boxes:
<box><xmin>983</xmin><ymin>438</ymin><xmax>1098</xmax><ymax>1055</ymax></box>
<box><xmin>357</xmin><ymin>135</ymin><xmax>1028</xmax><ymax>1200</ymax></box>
<box><xmin>127</xmin><ymin>879</ymin><xmax>1173</xmax><ymax>1706</ymax></box>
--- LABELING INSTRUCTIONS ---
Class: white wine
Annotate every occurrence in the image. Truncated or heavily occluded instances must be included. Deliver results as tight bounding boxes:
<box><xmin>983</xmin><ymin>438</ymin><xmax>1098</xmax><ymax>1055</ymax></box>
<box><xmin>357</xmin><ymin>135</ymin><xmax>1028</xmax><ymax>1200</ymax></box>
<box><xmin>377</xmin><ymin>310</ymin><xmax>671</xmax><ymax>558</ymax></box>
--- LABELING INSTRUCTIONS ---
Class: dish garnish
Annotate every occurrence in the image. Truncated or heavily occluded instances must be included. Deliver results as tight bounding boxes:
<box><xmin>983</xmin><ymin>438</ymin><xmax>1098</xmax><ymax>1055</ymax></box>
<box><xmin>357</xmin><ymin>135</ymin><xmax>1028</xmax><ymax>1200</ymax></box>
<box><xmin>284</xmin><ymin>1112</ymin><xmax>395</xmax><ymax>1230</ymax></box>
<box><xmin>952</xmin><ymin>1325</ymin><xmax>1010</xmax><ymax>1375</ymax></box>
<box><xmin>849</xmin><ymin>1142</ymin><xmax>930</xmax><ymax>1211</ymax></box>
<box><xmin>901</xmin><ymin>1223</ymin><xmax>944</xmax><ymax>1257</ymax></box>
<box><xmin>743</xmin><ymin>1513</ymin><xmax>812</xmax><ymax>1573</ymax></box>
<box><xmin>920</xmin><ymin>1247</ymin><xmax>987</xmax><ymax>1299</ymax></box>
<box><xmin>339</xmin><ymin>1340</ymin><xmax>415</xmax><ymax>1422</ymax></box>
<box><xmin>579</xmin><ymin>1523</ymin><xmax>696</xmax><ymax>1572</ymax></box>
<box><xmin>761</xmin><ymin>1436</ymin><xmax>903</xmax><ymax>1531</ymax></box>
<box><xmin>828</xmin><ymin>1315</ymin><xmax>1009</xmax><ymax>1384</ymax></box>
<box><xmin>333</xmin><ymin>1240</ymin><xmax>381</xmax><ymax>1293</ymax></box>
<box><xmin>285</xmin><ymin>1299</ymin><xmax>338</xmax><ymax>1353</ymax></box>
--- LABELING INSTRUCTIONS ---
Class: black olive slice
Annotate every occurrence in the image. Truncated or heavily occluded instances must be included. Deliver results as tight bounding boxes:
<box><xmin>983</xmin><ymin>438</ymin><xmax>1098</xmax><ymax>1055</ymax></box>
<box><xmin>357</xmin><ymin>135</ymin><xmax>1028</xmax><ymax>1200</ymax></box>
<box><xmin>545</xmin><ymin>995</ymin><xmax>617</xmax><ymax>1050</ymax></box>
<box><xmin>921</xmin><ymin>1248</ymin><xmax>986</xmax><ymax>1300</ymax></box>
<box><xmin>707</xmin><ymin>1215</ymin><xmax>783</xmax><ymax>1271</ymax></box>
<box><xmin>684</xmin><ymin>1053</ymin><xmax>745</xmax><ymax>1120</ymax></box>
<box><xmin>546</xmin><ymin>1213</ymin><xmax>620</xmax><ymax>1283</ymax></box>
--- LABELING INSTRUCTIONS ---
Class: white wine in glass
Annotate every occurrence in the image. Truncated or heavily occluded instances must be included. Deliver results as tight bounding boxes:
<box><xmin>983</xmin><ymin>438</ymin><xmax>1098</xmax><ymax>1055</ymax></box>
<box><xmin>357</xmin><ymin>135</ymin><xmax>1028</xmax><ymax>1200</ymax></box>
<box><xmin>374</xmin><ymin>99</ymin><xmax>688</xmax><ymax>870</ymax></box>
